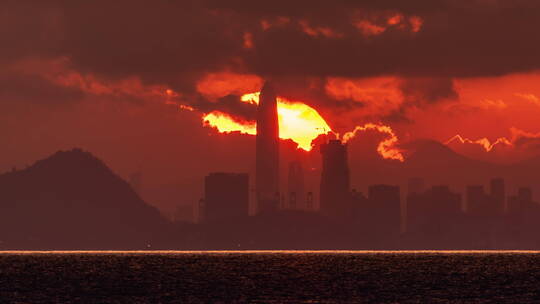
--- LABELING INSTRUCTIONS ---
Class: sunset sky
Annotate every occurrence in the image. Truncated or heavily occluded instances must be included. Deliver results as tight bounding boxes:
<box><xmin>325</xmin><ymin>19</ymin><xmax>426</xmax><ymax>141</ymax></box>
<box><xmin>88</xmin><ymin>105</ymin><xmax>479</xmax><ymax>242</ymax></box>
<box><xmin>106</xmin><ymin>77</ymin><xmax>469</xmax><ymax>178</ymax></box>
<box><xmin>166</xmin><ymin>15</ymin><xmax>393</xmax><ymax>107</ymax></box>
<box><xmin>3</xmin><ymin>0</ymin><xmax>540</xmax><ymax>214</ymax></box>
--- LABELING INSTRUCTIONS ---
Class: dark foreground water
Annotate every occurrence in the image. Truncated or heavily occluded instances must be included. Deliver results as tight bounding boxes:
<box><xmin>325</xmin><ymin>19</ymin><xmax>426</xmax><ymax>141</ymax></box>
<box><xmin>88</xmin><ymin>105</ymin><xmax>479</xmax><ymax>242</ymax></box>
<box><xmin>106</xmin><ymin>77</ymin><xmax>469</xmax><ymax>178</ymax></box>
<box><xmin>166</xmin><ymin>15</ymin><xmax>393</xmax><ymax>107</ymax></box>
<box><xmin>1</xmin><ymin>251</ymin><xmax>540</xmax><ymax>303</ymax></box>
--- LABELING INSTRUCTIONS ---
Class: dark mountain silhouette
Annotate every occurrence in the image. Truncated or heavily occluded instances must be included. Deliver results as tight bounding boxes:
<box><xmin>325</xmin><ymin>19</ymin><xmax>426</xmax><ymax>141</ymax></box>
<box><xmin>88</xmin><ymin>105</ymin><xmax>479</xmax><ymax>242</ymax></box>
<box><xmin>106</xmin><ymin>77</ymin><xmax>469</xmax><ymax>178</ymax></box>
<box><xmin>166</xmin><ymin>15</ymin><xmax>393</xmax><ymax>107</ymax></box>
<box><xmin>402</xmin><ymin>139</ymin><xmax>502</xmax><ymax>185</ymax></box>
<box><xmin>512</xmin><ymin>154</ymin><xmax>540</xmax><ymax>172</ymax></box>
<box><xmin>2</xmin><ymin>144</ymin><xmax>540</xmax><ymax>250</ymax></box>
<box><xmin>350</xmin><ymin>139</ymin><xmax>501</xmax><ymax>191</ymax></box>
<box><xmin>349</xmin><ymin>139</ymin><xmax>540</xmax><ymax>209</ymax></box>
<box><xmin>401</xmin><ymin>140</ymin><xmax>540</xmax><ymax>199</ymax></box>
<box><xmin>0</xmin><ymin>149</ymin><xmax>171</xmax><ymax>250</ymax></box>
<box><xmin>404</xmin><ymin>139</ymin><xmax>473</xmax><ymax>164</ymax></box>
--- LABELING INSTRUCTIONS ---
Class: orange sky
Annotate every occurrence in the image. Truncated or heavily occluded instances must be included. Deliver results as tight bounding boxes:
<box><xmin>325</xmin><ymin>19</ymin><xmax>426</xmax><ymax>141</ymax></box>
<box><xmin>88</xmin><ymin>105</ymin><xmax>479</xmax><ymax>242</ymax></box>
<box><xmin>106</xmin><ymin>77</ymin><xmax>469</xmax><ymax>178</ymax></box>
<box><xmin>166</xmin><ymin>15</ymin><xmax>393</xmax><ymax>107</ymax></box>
<box><xmin>190</xmin><ymin>69</ymin><xmax>540</xmax><ymax>163</ymax></box>
<box><xmin>4</xmin><ymin>0</ymin><xmax>540</xmax><ymax>213</ymax></box>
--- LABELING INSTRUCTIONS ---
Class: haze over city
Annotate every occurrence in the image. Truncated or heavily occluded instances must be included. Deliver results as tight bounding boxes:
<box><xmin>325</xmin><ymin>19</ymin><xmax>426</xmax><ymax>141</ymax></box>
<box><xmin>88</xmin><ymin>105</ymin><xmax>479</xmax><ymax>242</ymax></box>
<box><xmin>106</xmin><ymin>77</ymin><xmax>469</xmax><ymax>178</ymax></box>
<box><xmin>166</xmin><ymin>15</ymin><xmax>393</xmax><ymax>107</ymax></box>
<box><xmin>3</xmin><ymin>0</ymin><xmax>540</xmax><ymax>250</ymax></box>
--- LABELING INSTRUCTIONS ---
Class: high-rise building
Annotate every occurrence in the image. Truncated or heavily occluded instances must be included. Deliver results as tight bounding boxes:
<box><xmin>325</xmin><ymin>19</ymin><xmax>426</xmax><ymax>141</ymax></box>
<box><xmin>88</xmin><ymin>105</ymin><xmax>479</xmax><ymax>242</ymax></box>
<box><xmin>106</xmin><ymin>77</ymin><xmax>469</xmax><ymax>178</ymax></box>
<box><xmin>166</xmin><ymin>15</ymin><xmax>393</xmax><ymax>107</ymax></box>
<box><xmin>489</xmin><ymin>178</ymin><xmax>506</xmax><ymax>213</ymax></box>
<box><xmin>204</xmin><ymin>173</ymin><xmax>249</xmax><ymax>222</ymax></box>
<box><xmin>518</xmin><ymin>187</ymin><xmax>532</xmax><ymax>202</ymax></box>
<box><xmin>407</xmin><ymin>185</ymin><xmax>462</xmax><ymax>233</ymax></box>
<box><xmin>256</xmin><ymin>82</ymin><xmax>280</xmax><ymax>213</ymax></box>
<box><xmin>287</xmin><ymin>160</ymin><xmax>305</xmax><ymax>210</ymax></box>
<box><xmin>319</xmin><ymin>140</ymin><xmax>350</xmax><ymax>217</ymax></box>
<box><xmin>467</xmin><ymin>184</ymin><xmax>500</xmax><ymax>217</ymax></box>
<box><xmin>350</xmin><ymin>189</ymin><xmax>368</xmax><ymax>222</ymax></box>
<box><xmin>466</xmin><ymin>185</ymin><xmax>485</xmax><ymax>212</ymax></box>
<box><xmin>508</xmin><ymin>187</ymin><xmax>535</xmax><ymax>215</ymax></box>
<box><xmin>368</xmin><ymin>185</ymin><xmax>401</xmax><ymax>235</ymax></box>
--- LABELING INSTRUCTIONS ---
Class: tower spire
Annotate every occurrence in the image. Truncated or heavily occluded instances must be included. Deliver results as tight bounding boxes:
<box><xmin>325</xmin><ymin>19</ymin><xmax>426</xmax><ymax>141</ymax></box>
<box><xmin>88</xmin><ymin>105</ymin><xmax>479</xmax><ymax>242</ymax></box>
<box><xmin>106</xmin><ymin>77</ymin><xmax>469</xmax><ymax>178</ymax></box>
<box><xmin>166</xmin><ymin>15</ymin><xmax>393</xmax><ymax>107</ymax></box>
<box><xmin>256</xmin><ymin>80</ymin><xmax>280</xmax><ymax>213</ymax></box>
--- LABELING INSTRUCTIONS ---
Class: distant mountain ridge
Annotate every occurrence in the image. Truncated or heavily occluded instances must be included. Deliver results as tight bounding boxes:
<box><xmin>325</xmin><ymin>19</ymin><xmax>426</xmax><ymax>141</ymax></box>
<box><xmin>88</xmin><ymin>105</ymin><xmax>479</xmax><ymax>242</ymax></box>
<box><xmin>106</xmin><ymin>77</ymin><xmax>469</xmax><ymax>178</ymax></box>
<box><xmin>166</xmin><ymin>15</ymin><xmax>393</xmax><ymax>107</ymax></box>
<box><xmin>2</xmin><ymin>144</ymin><xmax>540</xmax><ymax>250</ymax></box>
<box><xmin>350</xmin><ymin>139</ymin><xmax>539</xmax><ymax>199</ymax></box>
<box><xmin>0</xmin><ymin>148</ymin><xmax>170</xmax><ymax>250</ymax></box>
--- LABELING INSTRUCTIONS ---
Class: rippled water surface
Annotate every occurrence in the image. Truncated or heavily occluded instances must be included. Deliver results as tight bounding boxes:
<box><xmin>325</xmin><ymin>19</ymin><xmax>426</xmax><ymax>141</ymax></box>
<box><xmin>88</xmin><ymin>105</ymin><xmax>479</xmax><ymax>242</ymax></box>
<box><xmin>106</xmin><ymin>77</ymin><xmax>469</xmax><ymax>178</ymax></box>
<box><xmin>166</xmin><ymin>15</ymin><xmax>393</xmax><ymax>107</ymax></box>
<box><xmin>1</xmin><ymin>251</ymin><xmax>540</xmax><ymax>303</ymax></box>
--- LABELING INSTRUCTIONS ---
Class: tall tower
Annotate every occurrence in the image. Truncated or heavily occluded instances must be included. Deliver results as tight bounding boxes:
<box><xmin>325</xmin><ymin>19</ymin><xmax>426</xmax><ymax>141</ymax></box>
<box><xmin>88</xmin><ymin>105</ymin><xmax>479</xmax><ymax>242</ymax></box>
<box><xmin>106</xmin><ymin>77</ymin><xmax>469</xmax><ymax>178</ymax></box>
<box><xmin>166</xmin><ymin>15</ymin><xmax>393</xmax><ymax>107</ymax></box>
<box><xmin>256</xmin><ymin>82</ymin><xmax>280</xmax><ymax>213</ymax></box>
<box><xmin>319</xmin><ymin>140</ymin><xmax>350</xmax><ymax>217</ymax></box>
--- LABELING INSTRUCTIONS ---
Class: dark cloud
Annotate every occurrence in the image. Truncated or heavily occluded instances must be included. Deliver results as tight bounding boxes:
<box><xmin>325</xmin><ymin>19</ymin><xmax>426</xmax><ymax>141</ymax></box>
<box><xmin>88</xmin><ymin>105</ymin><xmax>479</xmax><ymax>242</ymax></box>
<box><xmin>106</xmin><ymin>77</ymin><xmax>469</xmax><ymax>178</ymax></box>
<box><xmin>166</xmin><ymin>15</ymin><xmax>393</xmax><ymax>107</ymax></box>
<box><xmin>514</xmin><ymin>136</ymin><xmax>540</xmax><ymax>150</ymax></box>
<box><xmin>381</xmin><ymin>109</ymin><xmax>414</xmax><ymax>124</ymax></box>
<box><xmin>0</xmin><ymin>1</ymin><xmax>64</xmax><ymax>65</ymax></box>
<box><xmin>2</xmin><ymin>0</ymin><xmax>540</xmax><ymax>120</ymax></box>
<box><xmin>59</xmin><ymin>0</ymin><xmax>243</xmax><ymax>92</ymax></box>
<box><xmin>5</xmin><ymin>0</ymin><xmax>540</xmax><ymax>79</ymax></box>
<box><xmin>400</xmin><ymin>77</ymin><xmax>457</xmax><ymax>105</ymax></box>
<box><xmin>4</xmin><ymin>0</ymin><xmax>540</xmax><ymax>212</ymax></box>
<box><xmin>209</xmin><ymin>0</ymin><xmax>540</xmax><ymax>78</ymax></box>
<box><xmin>386</xmin><ymin>77</ymin><xmax>459</xmax><ymax>122</ymax></box>
<box><xmin>271</xmin><ymin>77</ymin><xmax>366</xmax><ymax>116</ymax></box>
<box><xmin>193</xmin><ymin>94</ymin><xmax>258</xmax><ymax>122</ymax></box>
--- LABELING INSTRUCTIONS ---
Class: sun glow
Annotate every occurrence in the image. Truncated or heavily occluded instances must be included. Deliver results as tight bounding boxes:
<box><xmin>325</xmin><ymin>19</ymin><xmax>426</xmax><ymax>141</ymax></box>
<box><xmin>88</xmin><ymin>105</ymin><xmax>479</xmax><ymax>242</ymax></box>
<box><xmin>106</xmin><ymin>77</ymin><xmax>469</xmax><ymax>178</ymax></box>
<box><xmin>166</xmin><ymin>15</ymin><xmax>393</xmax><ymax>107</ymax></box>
<box><xmin>203</xmin><ymin>92</ymin><xmax>404</xmax><ymax>161</ymax></box>
<box><xmin>204</xmin><ymin>92</ymin><xmax>331</xmax><ymax>151</ymax></box>
<box><xmin>203</xmin><ymin>112</ymin><xmax>256</xmax><ymax>135</ymax></box>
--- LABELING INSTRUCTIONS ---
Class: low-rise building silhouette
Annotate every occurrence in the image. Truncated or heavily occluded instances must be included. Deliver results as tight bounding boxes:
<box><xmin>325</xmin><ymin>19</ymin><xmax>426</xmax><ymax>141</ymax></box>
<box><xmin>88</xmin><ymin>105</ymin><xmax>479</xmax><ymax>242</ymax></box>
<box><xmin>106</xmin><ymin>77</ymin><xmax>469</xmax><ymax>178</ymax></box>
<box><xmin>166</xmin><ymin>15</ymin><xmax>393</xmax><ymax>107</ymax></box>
<box><xmin>288</xmin><ymin>160</ymin><xmax>305</xmax><ymax>210</ymax></box>
<box><xmin>407</xmin><ymin>185</ymin><xmax>462</xmax><ymax>233</ymax></box>
<box><xmin>306</xmin><ymin>192</ymin><xmax>314</xmax><ymax>210</ymax></box>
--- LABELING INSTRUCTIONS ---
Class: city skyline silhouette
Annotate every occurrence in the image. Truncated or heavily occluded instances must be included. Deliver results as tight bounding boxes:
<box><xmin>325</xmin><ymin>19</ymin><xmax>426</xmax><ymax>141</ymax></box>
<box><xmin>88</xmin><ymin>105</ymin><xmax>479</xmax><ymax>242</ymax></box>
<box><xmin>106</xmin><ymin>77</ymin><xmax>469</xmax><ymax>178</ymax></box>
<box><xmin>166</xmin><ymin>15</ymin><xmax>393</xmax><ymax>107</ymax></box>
<box><xmin>6</xmin><ymin>1</ymin><xmax>540</xmax><ymax>303</ymax></box>
<box><xmin>2</xmin><ymin>81</ymin><xmax>540</xmax><ymax>250</ymax></box>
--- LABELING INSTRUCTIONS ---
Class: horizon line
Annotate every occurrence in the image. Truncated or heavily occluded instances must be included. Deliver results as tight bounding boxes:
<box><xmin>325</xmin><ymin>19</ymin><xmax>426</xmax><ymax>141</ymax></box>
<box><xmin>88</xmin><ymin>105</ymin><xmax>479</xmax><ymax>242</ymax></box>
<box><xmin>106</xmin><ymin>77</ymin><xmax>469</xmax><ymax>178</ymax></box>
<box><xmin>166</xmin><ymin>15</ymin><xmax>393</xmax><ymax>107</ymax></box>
<box><xmin>2</xmin><ymin>250</ymin><xmax>540</xmax><ymax>254</ymax></box>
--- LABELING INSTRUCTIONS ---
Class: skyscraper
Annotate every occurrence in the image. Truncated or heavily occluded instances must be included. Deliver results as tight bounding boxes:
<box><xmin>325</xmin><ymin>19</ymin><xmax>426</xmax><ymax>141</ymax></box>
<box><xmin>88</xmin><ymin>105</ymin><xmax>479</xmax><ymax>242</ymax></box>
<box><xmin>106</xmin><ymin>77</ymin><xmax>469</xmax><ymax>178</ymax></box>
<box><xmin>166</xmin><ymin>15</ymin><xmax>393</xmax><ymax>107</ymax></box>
<box><xmin>508</xmin><ymin>187</ymin><xmax>534</xmax><ymax>214</ymax></box>
<box><xmin>466</xmin><ymin>185</ymin><xmax>486</xmax><ymax>214</ymax></box>
<box><xmin>407</xmin><ymin>185</ymin><xmax>462</xmax><ymax>234</ymax></box>
<box><xmin>320</xmin><ymin>140</ymin><xmax>350</xmax><ymax>217</ymax></box>
<box><xmin>256</xmin><ymin>82</ymin><xmax>280</xmax><ymax>213</ymax></box>
<box><xmin>518</xmin><ymin>187</ymin><xmax>532</xmax><ymax>202</ymax></box>
<box><xmin>368</xmin><ymin>185</ymin><xmax>401</xmax><ymax>235</ymax></box>
<box><xmin>204</xmin><ymin>173</ymin><xmax>249</xmax><ymax>222</ymax></box>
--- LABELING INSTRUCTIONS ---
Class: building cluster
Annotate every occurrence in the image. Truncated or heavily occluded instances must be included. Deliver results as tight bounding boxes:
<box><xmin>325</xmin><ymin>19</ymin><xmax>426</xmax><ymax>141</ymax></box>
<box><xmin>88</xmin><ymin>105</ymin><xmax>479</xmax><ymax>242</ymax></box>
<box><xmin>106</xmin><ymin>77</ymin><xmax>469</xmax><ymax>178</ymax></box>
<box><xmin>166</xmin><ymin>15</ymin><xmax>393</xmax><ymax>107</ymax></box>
<box><xmin>200</xmin><ymin>81</ymin><xmax>307</xmax><ymax>222</ymax></box>
<box><xmin>200</xmin><ymin>82</ymin><xmax>320</xmax><ymax>223</ymax></box>
<box><xmin>196</xmin><ymin>82</ymin><xmax>540</xmax><ymax>247</ymax></box>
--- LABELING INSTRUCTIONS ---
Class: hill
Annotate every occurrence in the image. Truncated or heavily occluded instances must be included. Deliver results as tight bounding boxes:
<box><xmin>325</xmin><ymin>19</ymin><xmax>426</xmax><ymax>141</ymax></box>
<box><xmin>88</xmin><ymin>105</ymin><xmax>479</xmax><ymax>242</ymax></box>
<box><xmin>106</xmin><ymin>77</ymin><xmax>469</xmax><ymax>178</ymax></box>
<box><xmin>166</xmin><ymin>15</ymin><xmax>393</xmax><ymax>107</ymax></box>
<box><xmin>0</xmin><ymin>149</ymin><xmax>171</xmax><ymax>249</ymax></box>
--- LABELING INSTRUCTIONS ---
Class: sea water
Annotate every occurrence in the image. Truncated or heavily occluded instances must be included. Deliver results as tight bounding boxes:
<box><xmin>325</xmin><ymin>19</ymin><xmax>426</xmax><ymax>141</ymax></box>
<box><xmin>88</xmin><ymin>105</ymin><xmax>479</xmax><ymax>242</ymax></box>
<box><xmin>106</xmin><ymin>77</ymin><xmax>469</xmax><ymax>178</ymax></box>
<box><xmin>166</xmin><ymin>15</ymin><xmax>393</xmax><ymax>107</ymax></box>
<box><xmin>1</xmin><ymin>251</ymin><xmax>539</xmax><ymax>303</ymax></box>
